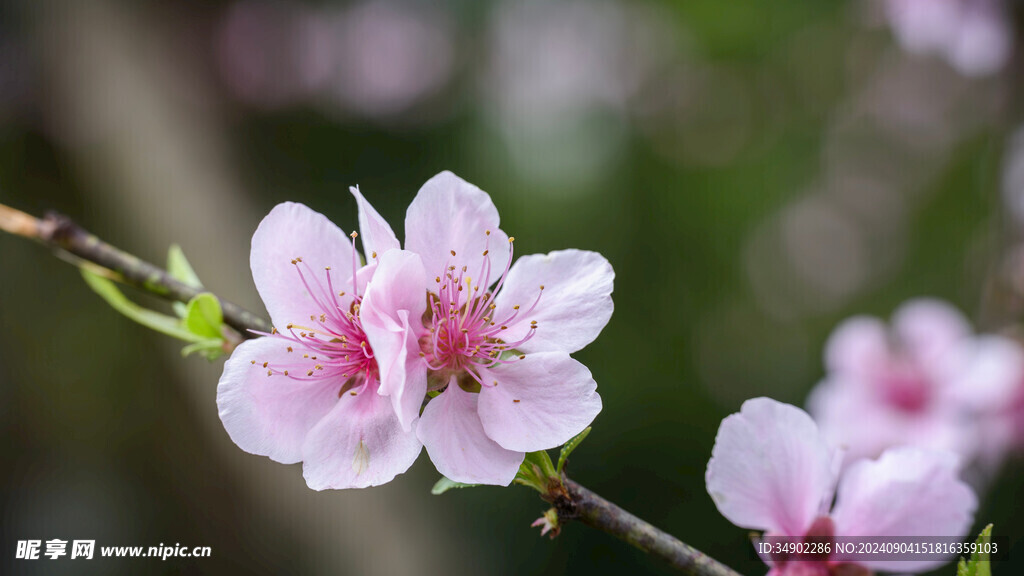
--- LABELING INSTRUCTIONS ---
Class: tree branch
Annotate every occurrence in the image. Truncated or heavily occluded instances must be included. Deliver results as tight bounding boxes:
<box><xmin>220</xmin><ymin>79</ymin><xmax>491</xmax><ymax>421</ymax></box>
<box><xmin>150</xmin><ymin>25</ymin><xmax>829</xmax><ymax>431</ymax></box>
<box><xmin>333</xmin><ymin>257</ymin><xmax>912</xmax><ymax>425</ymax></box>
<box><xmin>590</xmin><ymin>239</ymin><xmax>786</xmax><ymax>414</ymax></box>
<box><xmin>553</xmin><ymin>477</ymin><xmax>744</xmax><ymax>576</ymax></box>
<box><xmin>1</xmin><ymin>201</ymin><xmax>743</xmax><ymax>575</ymax></box>
<box><xmin>0</xmin><ymin>203</ymin><xmax>269</xmax><ymax>336</ymax></box>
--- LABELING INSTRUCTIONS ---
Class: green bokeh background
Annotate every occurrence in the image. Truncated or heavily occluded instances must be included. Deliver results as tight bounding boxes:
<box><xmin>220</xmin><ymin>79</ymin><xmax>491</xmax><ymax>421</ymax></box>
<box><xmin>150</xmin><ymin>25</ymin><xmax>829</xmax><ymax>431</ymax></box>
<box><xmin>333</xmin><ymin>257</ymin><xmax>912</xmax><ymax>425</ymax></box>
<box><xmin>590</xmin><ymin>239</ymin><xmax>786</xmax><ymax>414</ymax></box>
<box><xmin>1</xmin><ymin>1</ymin><xmax>1021</xmax><ymax>575</ymax></box>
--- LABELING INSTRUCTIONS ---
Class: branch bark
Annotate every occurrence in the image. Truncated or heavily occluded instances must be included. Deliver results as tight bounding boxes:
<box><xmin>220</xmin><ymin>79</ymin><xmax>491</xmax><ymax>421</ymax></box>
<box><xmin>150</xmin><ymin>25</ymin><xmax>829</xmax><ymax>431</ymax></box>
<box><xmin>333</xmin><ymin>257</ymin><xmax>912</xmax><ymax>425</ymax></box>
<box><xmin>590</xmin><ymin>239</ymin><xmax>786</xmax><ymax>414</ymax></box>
<box><xmin>0</xmin><ymin>203</ymin><xmax>269</xmax><ymax>336</ymax></box>
<box><xmin>555</xmin><ymin>478</ymin><xmax>744</xmax><ymax>576</ymax></box>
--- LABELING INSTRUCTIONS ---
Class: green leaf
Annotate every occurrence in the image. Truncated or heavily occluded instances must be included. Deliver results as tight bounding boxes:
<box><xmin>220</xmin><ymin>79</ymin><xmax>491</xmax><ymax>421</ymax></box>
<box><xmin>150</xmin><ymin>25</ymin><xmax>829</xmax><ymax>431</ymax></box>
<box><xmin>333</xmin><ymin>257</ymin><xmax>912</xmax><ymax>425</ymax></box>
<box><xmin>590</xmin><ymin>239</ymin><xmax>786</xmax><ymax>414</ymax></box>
<box><xmin>167</xmin><ymin>244</ymin><xmax>203</xmax><ymax>289</ymax></box>
<box><xmin>431</xmin><ymin>476</ymin><xmax>480</xmax><ymax>495</ymax></box>
<box><xmin>181</xmin><ymin>339</ymin><xmax>225</xmax><ymax>360</ymax></box>
<box><xmin>557</xmin><ymin>427</ymin><xmax>591</xmax><ymax>473</ymax></box>
<box><xmin>184</xmin><ymin>293</ymin><xmax>224</xmax><ymax>339</ymax></box>
<box><xmin>81</xmin><ymin>269</ymin><xmax>202</xmax><ymax>343</ymax></box>
<box><xmin>957</xmin><ymin>524</ymin><xmax>993</xmax><ymax>576</ymax></box>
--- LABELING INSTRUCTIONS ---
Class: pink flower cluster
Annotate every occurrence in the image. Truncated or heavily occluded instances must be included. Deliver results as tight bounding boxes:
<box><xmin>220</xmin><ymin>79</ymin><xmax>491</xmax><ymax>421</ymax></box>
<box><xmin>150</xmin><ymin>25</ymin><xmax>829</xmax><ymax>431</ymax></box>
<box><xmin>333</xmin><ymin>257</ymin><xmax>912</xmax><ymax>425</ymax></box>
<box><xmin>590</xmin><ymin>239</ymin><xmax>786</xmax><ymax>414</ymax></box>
<box><xmin>216</xmin><ymin>172</ymin><xmax>613</xmax><ymax>488</ymax></box>
<box><xmin>808</xmin><ymin>299</ymin><xmax>1024</xmax><ymax>468</ymax></box>
<box><xmin>709</xmin><ymin>298</ymin><xmax>1024</xmax><ymax>573</ymax></box>
<box><xmin>707</xmin><ymin>398</ymin><xmax>977</xmax><ymax>576</ymax></box>
<box><xmin>882</xmin><ymin>0</ymin><xmax>1013</xmax><ymax>77</ymax></box>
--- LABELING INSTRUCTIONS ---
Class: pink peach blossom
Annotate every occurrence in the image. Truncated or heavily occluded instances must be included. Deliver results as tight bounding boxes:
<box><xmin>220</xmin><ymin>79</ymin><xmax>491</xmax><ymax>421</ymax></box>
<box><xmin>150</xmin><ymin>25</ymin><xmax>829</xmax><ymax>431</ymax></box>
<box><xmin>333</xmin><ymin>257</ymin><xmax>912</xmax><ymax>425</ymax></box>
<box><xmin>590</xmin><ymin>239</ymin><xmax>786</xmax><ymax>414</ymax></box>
<box><xmin>217</xmin><ymin>202</ymin><xmax>420</xmax><ymax>489</ymax></box>
<box><xmin>355</xmin><ymin>172</ymin><xmax>612</xmax><ymax>485</ymax></box>
<box><xmin>883</xmin><ymin>0</ymin><xmax>1012</xmax><ymax>77</ymax></box>
<box><xmin>807</xmin><ymin>298</ymin><xmax>1024</xmax><ymax>468</ymax></box>
<box><xmin>707</xmin><ymin>397</ymin><xmax>977</xmax><ymax>575</ymax></box>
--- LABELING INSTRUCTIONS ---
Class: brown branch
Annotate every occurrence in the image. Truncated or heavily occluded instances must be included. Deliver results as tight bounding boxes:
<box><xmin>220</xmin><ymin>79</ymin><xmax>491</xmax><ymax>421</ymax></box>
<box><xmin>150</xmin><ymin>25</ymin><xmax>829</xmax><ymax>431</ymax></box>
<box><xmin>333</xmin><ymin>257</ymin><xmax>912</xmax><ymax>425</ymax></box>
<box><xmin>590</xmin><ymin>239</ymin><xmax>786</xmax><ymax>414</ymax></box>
<box><xmin>553</xmin><ymin>477</ymin><xmax>744</xmax><ymax>576</ymax></box>
<box><xmin>0</xmin><ymin>203</ymin><xmax>269</xmax><ymax>336</ymax></box>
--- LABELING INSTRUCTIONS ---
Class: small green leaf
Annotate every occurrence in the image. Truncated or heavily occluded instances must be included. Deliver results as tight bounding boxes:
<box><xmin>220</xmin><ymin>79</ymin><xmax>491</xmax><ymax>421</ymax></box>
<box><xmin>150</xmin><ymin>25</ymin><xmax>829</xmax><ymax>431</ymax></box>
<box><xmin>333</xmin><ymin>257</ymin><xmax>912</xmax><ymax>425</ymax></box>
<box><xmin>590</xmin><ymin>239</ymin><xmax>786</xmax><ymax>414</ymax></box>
<box><xmin>81</xmin><ymin>269</ymin><xmax>201</xmax><ymax>343</ymax></box>
<box><xmin>557</xmin><ymin>427</ymin><xmax>591</xmax><ymax>473</ymax></box>
<box><xmin>957</xmin><ymin>524</ymin><xmax>993</xmax><ymax>576</ymax></box>
<box><xmin>181</xmin><ymin>339</ymin><xmax>225</xmax><ymax>360</ymax></box>
<box><xmin>167</xmin><ymin>244</ymin><xmax>203</xmax><ymax>289</ymax></box>
<box><xmin>184</xmin><ymin>293</ymin><xmax>224</xmax><ymax>339</ymax></box>
<box><xmin>431</xmin><ymin>476</ymin><xmax>480</xmax><ymax>495</ymax></box>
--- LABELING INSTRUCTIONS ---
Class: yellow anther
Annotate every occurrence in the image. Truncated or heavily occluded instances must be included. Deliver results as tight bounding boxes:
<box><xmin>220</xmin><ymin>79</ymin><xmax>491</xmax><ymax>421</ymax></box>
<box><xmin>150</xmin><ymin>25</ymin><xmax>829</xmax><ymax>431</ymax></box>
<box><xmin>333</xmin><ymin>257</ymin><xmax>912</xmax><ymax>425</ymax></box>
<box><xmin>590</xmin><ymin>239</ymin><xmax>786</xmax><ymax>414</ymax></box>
<box><xmin>287</xmin><ymin>346</ymin><xmax>293</xmax><ymax>352</ymax></box>
<box><xmin>372</xmin><ymin>251</ymin><xmax>377</xmax><ymax>259</ymax></box>
<box><xmin>262</xmin><ymin>362</ymin><xmax>268</xmax><ymax>368</ymax></box>
<box><xmin>284</xmin><ymin>370</ymin><xmax>289</xmax><ymax>376</ymax></box>
<box><xmin>267</xmin><ymin>370</ymin><xmax>273</xmax><ymax>376</ymax></box>
<box><xmin>307</xmin><ymin>370</ymin><xmax>314</xmax><ymax>376</ymax></box>
<box><xmin>450</xmin><ymin>250</ymin><xmax>457</xmax><ymax>256</ymax></box>
<box><xmin>509</xmin><ymin>237</ymin><xmax>515</xmax><ymax>242</ymax></box>
<box><xmin>351</xmin><ymin>231</ymin><xmax>358</xmax><ymax>238</ymax></box>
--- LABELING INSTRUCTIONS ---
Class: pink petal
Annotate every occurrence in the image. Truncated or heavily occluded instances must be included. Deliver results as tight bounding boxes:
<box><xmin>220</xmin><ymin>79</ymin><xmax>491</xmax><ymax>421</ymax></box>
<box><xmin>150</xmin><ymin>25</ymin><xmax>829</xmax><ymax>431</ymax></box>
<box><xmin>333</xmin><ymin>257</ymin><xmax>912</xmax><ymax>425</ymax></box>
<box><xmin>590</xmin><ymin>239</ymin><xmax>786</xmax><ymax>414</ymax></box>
<box><xmin>831</xmin><ymin>447</ymin><xmax>977</xmax><ymax>573</ymax></box>
<box><xmin>892</xmin><ymin>298</ymin><xmax>970</xmax><ymax>366</ymax></box>
<box><xmin>217</xmin><ymin>336</ymin><xmax>341</xmax><ymax>464</ymax></box>
<box><xmin>418</xmin><ymin>378</ymin><xmax>524</xmax><ymax>485</ymax></box>
<box><xmin>706</xmin><ymin>398</ymin><xmax>837</xmax><ymax>537</ymax></box>
<box><xmin>404</xmin><ymin>171</ymin><xmax>510</xmax><ymax>287</ymax></box>
<box><xmin>250</xmin><ymin>202</ymin><xmax>357</xmax><ymax>331</ymax></box>
<box><xmin>360</xmin><ymin>250</ymin><xmax>429</xmax><ymax>431</ymax></box>
<box><xmin>301</xmin><ymin>382</ymin><xmax>422</xmax><ymax>490</ymax></box>
<box><xmin>477</xmin><ymin>352</ymin><xmax>601</xmax><ymax>452</ymax></box>
<box><xmin>492</xmin><ymin>249</ymin><xmax>614</xmax><ymax>354</ymax></box>
<box><xmin>823</xmin><ymin>316</ymin><xmax>889</xmax><ymax>377</ymax></box>
<box><xmin>807</xmin><ymin>377</ymin><xmax>977</xmax><ymax>466</ymax></box>
<box><xmin>941</xmin><ymin>334</ymin><xmax>1024</xmax><ymax>411</ymax></box>
<box><xmin>349</xmin><ymin>185</ymin><xmax>400</xmax><ymax>262</ymax></box>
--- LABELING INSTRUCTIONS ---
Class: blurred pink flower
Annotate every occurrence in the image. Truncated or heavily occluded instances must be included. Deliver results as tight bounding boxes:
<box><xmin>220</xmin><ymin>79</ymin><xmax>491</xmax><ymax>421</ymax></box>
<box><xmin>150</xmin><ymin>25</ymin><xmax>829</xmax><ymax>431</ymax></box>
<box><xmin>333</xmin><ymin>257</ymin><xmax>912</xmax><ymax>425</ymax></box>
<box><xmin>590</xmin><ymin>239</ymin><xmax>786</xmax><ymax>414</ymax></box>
<box><xmin>356</xmin><ymin>171</ymin><xmax>613</xmax><ymax>485</ymax></box>
<box><xmin>807</xmin><ymin>299</ymin><xmax>1024</xmax><ymax>468</ymax></box>
<box><xmin>217</xmin><ymin>203</ymin><xmax>421</xmax><ymax>489</ymax></box>
<box><xmin>707</xmin><ymin>397</ymin><xmax>977</xmax><ymax>575</ymax></box>
<box><xmin>883</xmin><ymin>0</ymin><xmax>1013</xmax><ymax>77</ymax></box>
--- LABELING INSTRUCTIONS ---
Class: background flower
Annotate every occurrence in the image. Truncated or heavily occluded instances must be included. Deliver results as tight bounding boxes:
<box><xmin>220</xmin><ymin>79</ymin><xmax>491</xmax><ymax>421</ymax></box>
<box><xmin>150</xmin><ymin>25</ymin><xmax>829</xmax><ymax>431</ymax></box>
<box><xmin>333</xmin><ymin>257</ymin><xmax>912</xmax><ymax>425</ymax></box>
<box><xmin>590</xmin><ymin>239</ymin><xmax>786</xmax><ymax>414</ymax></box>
<box><xmin>807</xmin><ymin>299</ymin><xmax>1024</xmax><ymax>470</ymax></box>
<box><xmin>707</xmin><ymin>397</ymin><xmax>977</xmax><ymax>575</ymax></box>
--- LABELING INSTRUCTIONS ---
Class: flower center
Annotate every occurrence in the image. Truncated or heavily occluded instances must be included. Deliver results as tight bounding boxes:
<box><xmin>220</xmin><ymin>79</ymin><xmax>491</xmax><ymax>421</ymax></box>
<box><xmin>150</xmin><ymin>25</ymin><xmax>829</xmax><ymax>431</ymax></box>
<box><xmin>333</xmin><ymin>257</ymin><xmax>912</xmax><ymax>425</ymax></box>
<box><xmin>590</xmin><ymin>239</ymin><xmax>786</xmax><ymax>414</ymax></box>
<box><xmin>252</xmin><ymin>237</ymin><xmax>377</xmax><ymax>396</ymax></box>
<box><xmin>421</xmin><ymin>233</ymin><xmax>541</xmax><ymax>386</ymax></box>
<box><xmin>878</xmin><ymin>361</ymin><xmax>930</xmax><ymax>414</ymax></box>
